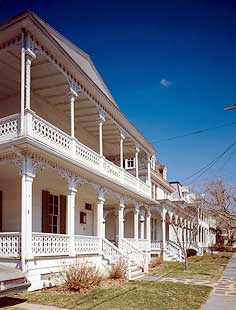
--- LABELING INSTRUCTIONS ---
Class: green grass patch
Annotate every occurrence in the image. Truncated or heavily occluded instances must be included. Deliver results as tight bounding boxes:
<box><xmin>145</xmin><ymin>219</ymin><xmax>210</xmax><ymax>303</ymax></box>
<box><xmin>19</xmin><ymin>281</ymin><xmax>211</xmax><ymax>310</ymax></box>
<box><xmin>150</xmin><ymin>252</ymin><xmax>232</xmax><ymax>281</ymax></box>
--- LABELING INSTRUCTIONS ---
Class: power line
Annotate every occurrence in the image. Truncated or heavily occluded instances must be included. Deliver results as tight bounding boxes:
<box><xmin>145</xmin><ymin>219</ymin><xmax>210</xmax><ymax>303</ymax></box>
<box><xmin>151</xmin><ymin>121</ymin><xmax>236</xmax><ymax>143</ymax></box>
<box><xmin>182</xmin><ymin>138</ymin><xmax>236</xmax><ymax>185</ymax></box>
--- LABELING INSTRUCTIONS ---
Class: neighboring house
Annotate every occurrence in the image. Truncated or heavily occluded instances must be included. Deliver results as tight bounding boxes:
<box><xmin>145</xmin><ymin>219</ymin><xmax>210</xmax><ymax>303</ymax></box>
<box><xmin>0</xmin><ymin>11</ymin><xmax>213</xmax><ymax>291</ymax></box>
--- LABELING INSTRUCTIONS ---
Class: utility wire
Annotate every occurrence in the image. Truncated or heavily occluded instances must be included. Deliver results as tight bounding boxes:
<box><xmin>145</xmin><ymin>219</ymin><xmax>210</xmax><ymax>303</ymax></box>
<box><xmin>182</xmin><ymin>138</ymin><xmax>236</xmax><ymax>185</ymax></box>
<box><xmin>151</xmin><ymin>121</ymin><xmax>236</xmax><ymax>143</ymax></box>
<box><xmin>218</xmin><ymin>143</ymin><xmax>236</xmax><ymax>171</ymax></box>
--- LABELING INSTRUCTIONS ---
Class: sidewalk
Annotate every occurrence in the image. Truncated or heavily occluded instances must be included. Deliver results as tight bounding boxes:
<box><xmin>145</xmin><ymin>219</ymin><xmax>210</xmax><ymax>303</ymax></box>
<box><xmin>202</xmin><ymin>254</ymin><xmax>236</xmax><ymax>310</ymax></box>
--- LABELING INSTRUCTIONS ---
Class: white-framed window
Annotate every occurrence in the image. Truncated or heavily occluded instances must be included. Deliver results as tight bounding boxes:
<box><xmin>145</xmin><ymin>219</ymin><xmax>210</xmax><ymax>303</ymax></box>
<box><xmin>49</xmin><ymin>194</ymin><xmax>60</xmax><ymax>234</ymax></box>
<box><xmin>151</xmin><ymin>158</ymin><xmax>156</xmax><ymax>170</ymax></box>
<box><xmin>125</xmin><ymin>158</ymin><xmax>136</xmax><ymax>169</ymax></box>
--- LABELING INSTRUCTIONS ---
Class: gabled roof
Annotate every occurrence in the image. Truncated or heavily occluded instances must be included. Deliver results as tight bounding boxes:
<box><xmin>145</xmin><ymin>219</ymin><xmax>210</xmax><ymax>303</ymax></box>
<box><xmin>38</xmin><ymin>17</ymin><xmax>116</xmax><ymax>105</ymax></box>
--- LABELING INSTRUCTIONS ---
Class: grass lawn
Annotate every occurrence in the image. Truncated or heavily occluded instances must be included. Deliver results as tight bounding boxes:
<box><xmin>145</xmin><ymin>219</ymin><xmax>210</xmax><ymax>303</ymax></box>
<box><xmin>17</xmin><ymin>281</ymin><xmax>211</xmax><ymax>310</ymax></box>
<box><xmin>150</xmin><ymin>252</ymin><xmax>232</xmax><ymax>281</ymax></box>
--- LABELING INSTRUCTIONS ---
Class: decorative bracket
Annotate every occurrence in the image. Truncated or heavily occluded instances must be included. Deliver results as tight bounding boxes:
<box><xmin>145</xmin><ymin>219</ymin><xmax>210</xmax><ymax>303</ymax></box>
<box><xmin>67</xmin><ymin>76</ymin><xmax>80</xmax><ymax>97</ymax></box>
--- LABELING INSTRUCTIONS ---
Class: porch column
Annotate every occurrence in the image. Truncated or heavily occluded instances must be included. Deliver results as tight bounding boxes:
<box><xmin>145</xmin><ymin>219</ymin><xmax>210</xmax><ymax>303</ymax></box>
<box><xmin>25</xmin><ymin>46</ymin><xmax>36</xmax><ymax>110</ymax></box>
<box><xmin>20</xmin><ymin>31</ymin><xmax>25</xmax><ymax>135</ymax></box>
<box><xmin>202</xmin><ymin>227</ymin><xmax>204</xmax><ymax>244</ymax></box>
<box><xmin>69</xmin><ymin>90</ymin><xmax>77</xmax><ymax>139</ymax></box>
<box><xmin>198</xmin><ymin>226</ymin><xmax>201</xmax><ymax>244</ymax></box>
<box><xmin>98</xmin><ymin>113</ymin><xmax>105</xmax><ymax>156</ymax></box>
<box><xmin>174</xmin><ymin>216</ymin><xmax>178</xmax><ymax>243</ymax></box>
<box><xmin>187</xmin><ymin>221</ymin><xmax>190</xmax><ymax>243</ymax></box>
<box><xmin>169</xmin><ymin>212</ymin><xmax>173</xmax><ymax>241</ymax></box>
<box><xmin>135</xmin><ymin>146</ymin><xmax>139</xmax><ymax>178</ymax></box>
<box><xmin>146</xmin><ymin>208</ymin><xmax>151</xmax><ymax>251</ymax></box>
<box><xmin>179</xmin><ymin>218</ymin><xmax>183</xmax><ymax>244</ymax></box>
<box><xmin>67</xmin><ymin>184</ymin><xmax>77</xmax><ymax>256</ymax></box>
<box><xmin>147</xmin><ymin>154</ymin><xmax>151</xmax><ymax>185</ymax></box>
<box><xmin>183</xmin><ymin>220</ymin><xmax>186</xmax><ymax>243</ymax></box>
<box><xmin>206</xmin><ymin>228</ymin><xmax>209</xmax><ymax>246</ymax></box>
<box><xmin>21</xmin><ymin>156</ymin><xmax>35</xmax><ymax>271</ymax></box>
<box><xmin>161</xmin><ymin>209</ymin><xmax>167</xmax><ymax>251</ymax></box>
<box><xmin>134</xmin><ymin>204</ymin><xmax>139</xmax><ymax>241</ymax></box>
<box><xmin>120</xmin><ymin>131</ymin><xmax>125</xmax><ymax>168</ymax></box>
<box><xmin>118</xmin><ymin>197</ymin><xmax>125</xmax><ymax>246</ymax></box>
<box><xmin>96</xmin><ymin>190</ymin><xmax>105</xmax><ymax>238</ymax></box>
<box><xmin>140</xmin><ymin>209</ymin><xmax>145</xmax><ymax>239</ymax></box>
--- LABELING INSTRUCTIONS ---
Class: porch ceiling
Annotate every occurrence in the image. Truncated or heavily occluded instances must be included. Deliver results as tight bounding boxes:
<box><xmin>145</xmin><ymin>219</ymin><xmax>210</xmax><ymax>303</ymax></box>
<box><xmin>0</xmin><ymin>45</ymin><xmax>21</xmax><ymax>102</ymax></box>
<box><xmin>31</xmin><ymin>55</ymin><xmax>139</xmax><ymax>155</ymax></box>
<box><xmin>0</xmin><ymin>46</ymin><xmax>136</xmax><ymax>155</ymax></box>
<box><xmin>33</xmin><ymin>56</ymin><xmax>137</xmax><ymax>154</ymax></box>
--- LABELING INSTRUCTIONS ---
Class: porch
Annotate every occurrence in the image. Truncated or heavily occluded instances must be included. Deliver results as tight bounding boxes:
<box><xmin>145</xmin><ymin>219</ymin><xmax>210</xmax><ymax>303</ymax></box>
<box><xmin>0</xmin><ymin>158</ymin><xmax>152</xmax><ymax>273</ymax></box>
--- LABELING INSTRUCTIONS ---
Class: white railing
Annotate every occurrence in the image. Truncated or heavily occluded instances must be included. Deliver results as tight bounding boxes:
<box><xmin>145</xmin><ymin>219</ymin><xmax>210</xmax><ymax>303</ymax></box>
<box><xmin>75</xmin><ymin>235</ymin><xmax>100</xmax><ymax>255</ymax></box>
<box><xmin>103</xmin><ymin>160</ymin><xmax>122</xmax><ymax>180</ymax></box>
<box><xmin>32</xmin><ymin>232</ymin><xmax>70</xmax><ymax>256</ymax></box>
<box><xmin>102</xmin><ymin>238</ymin><xmax>127</xmax><ymax>265</ymax></box>
<box><xmin>151</xmin><ymin>240</ymin><xmax>162</xmax><ymax>250</ymax></box>
<box><xmin>0</xmin><ymin>112</ymin><xmax>151</xmax><ymax>198</ymax></box>
<box><xmin>31</xmin><ymin>113</ymin><xmax>72</xmax><ymax>153</ymax></box>
<box><xmin>125</xmin><ymin>238</ymin><xmax>150</xmax><ymax>251</ymax></box>
<box><xmin>139</xmin><ymin>179</ymin><xmax>150</xmax><ymax>195</ymax></box>
<box><xmin>167</xmin><ymin>240</ymin><xmax>183</xmax><ymax>260</ymax></box>
<box><xmin>120</xmin><ymin>238</ymin><xmax>148</xmax><ymax>272</ymax></box>
<box><xmin>76</xmin><ymin>142</ymin><xmax>100</xmax><ymax>168</ymax></box>
<box><xmin>124</xmin><ymin>172</ymin><xmax>137</xmax><ymax>190</ymax></box>
<box><xmin>0</xmin><ymin>114</ymin><xmax>20</xmax><ymax>141</ymax></box>
<box><xmin>0</xmin><ymin>232</ymin><xmax>21</xmax><ymax>257</ymax></box>
<box><xmin>191</xmin><ymin>241</ymin><xmax>203</xmax><ymax>256</ymax></box>
<box><xmin>138</xmin><ymin>239</ymin><xmax>149</xmax><ymax>251</ymax></box>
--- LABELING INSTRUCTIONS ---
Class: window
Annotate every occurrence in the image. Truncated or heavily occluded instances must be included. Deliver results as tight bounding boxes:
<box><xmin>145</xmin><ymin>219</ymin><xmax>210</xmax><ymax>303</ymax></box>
<box><xmin>85</xmin><ymin>203</ymin><xmax>92</xmax><ymax>211</ymax></box>
<box><xmin>48</xmin><ymin>194</ymin><xmax>59</xmax><ymax>234</ymax></box>
<box><xmin>125</xmin><ymin>158</ymin><xmax>135</xmax><ymax>169</ymax></box>
<box><xmin>80</xmin><ymin>212</ymin><xmax>87</xmax><ymax>224</ymax></box>
<box><xmin>151</xmin><ymin>159</ymin><xmax>155</xmax><ymax>170</ymax></box>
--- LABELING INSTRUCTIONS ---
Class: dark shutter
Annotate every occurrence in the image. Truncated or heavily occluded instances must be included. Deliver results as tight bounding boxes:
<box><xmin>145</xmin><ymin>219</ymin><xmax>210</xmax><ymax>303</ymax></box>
<box><xmin>60</xmin><ymin>195</ymin><xmax>66</xmax><ymax>234</ymax></box>
<box><xmin>0</xmin><ymin>191</ymin><xmax>2</xmax><ymax>232</ymax></box>
<box><xmin>42</xmin><ymin>190</ymin><xmax>49</xmax><ymax>233</ymax></box>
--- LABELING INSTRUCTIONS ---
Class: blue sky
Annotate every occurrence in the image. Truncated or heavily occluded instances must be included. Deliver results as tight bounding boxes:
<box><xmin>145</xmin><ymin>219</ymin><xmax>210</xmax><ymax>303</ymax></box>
<box><xmin>1</xmin><ymin>0</ymin><xmax>236</xmax><ymax>186</ymax></box>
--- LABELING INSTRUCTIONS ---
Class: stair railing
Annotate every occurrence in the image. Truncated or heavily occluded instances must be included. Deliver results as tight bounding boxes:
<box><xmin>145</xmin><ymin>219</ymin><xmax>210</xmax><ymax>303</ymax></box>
<box><xmin>120</xmin><ymin>238</ymin><xmax>149</xmax><ymax>272</ymax></box>
<box><xmin>101</xmin><ymin>238</ymin><xmax>132</xmax><ymax>279</ymax></box>
<box><xmin>167</xmin><ymin>240</ymin><xmax>184</xmax><ymax>261</ymax></box>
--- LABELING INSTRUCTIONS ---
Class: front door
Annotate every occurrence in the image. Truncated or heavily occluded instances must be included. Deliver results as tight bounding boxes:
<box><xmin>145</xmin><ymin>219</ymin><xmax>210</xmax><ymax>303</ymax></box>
<box><xmin>42</xmin><ymin>190</ymin><xmax>66</xmax><ymax>234</ymax></box>
<box><xmin>48</xmin><ymin>194</ymin><xmax>59</xmax><ymax>234</ymax></box>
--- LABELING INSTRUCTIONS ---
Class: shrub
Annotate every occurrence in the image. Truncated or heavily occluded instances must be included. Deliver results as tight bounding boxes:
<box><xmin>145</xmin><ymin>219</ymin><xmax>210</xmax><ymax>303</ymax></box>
<box><xmin>110</xmin><ymin>259</ymin><xmax>127</xmax><ymax>279</ymax></box>
<box><xmin>63</xmin><ymin>260</ymin><xmax>103</xmax><ymax>292</ymax></box>
<box><xmin>209</xmin><ymin>245</ymin><xmax>236</xmax><ymax>253</ymax></box>
<box><xmin>149</xmin><ymin>255</ymin><xmax>162</xmax><ymax>268</ymax></box>
<box><xmin>187</xmin><ymin>248</ymin><xmax>197</xmax><ymax>257</ymax></box>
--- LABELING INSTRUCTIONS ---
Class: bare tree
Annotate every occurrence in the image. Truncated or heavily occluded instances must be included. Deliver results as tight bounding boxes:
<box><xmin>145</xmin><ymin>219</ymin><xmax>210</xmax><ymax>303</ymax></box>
<box><xmin>203</xmin><ymin>179</ymin><xmax>236</xmax><ymax>244</ymax></box>
<box><xmin>170</xmin><ymin>208</ymin><xmax>199</xmax><ymax>271</ymax></box>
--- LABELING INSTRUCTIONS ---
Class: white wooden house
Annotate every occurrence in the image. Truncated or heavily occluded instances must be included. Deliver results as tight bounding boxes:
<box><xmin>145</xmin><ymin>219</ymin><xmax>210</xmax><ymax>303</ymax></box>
<box><xmin>0</xmin><ymin>11</ymin><xmax>212</xmax><ymax>290</ymax></box>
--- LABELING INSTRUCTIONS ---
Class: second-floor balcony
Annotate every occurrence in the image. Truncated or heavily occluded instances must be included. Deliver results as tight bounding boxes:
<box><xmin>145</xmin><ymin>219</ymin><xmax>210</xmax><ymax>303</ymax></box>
<box><xmin>0</xmin><ymin>111</ymin><xmax>151</xmax><ymax>198</ymax></box>
<box><xmin>0</xmin><ymin>28</ymin><xmax>156</xmax><ymax>200</ymax></box>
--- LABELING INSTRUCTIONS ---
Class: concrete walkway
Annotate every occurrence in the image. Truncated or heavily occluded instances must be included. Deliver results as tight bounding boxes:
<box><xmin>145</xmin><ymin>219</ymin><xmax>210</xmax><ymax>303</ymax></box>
<box><xmin>202</xmin><ymin>254</ymin><xmax>236</xmax><ymax>310</ymax></box>
<box><xmin>11</xmin><ymin>303</ymin><xmax>68</xmax><ymax>310</ymax></box>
